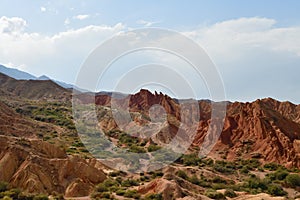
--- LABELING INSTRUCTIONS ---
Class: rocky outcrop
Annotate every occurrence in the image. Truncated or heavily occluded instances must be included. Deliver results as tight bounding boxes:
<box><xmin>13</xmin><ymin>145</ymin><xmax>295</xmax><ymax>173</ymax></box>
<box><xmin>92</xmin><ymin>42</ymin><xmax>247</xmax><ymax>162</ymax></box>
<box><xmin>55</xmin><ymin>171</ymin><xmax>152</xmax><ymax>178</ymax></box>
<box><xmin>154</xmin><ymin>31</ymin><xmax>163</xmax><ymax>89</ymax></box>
<box><xmin>138</xmin><ymin>178</ymin><xmax>184</xmax><ymax>200</ymax></box>
<box><xmin>0</xmin><ymin>135</ymin><xmax>106</xmax><ymax>197</ymax></box>
<box><xmin>92</xmin><ymin>90</ymin><xmax>300</xmax><ymax>168</ymax></box>
<box><xmin>194</xmin><ymin>99</ymin><xmax>300</xmax><ymax>168</ymax></box>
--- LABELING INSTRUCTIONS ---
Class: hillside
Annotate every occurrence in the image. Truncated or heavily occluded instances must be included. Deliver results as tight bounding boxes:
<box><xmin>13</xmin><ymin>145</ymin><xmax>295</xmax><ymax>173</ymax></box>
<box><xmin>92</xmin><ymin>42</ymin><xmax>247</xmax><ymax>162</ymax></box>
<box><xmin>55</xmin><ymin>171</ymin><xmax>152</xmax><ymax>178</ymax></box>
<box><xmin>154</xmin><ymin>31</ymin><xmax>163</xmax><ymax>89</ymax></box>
<box><xmin>0</xmin><ymin>72</ymin><xmax>70</xmax><ymax>100</ymax></box>
<box><xmin>0</xmin><ymin>73</ymin><xmax>300</xmax><ymax>199</ymax></box>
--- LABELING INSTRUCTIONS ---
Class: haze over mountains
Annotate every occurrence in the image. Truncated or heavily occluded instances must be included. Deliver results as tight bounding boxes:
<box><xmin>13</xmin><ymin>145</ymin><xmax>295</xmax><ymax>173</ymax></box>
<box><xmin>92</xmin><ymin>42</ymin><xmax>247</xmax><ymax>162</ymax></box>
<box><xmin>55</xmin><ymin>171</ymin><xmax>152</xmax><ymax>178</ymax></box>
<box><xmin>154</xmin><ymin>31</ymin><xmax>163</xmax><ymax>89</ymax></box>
<box><xmin>0</xmin><ymin>64</ymin><xmax>74</xmax><ymax>89</ymax></box>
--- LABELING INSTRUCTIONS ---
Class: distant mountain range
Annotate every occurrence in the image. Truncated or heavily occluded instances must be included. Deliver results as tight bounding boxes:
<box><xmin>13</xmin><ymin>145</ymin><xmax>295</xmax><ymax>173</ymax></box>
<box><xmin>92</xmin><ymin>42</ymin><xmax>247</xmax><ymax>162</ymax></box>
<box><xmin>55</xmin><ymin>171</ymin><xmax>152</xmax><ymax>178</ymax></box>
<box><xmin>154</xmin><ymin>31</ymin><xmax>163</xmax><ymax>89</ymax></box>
<box><xmin>0</xmin><ymin>64</ymin><xmax>74</xmax><ymax>89</ymax></box>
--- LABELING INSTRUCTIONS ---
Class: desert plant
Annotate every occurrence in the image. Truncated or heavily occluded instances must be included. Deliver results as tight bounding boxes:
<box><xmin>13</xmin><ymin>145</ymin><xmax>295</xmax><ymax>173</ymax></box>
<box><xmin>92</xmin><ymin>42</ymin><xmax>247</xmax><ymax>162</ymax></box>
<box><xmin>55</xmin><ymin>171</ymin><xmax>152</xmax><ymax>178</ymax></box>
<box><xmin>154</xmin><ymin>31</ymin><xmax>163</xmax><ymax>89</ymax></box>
<box><xmin>205</xmin><ymin>189</ymin><xmax>226</xmax><ymax>199</ymax></box>
<box><xmin>176</xmin><ymin>170</ymin><xmax>188</xmax><ymax>180</ymax></box>
<box><xmin>285</xmin><ymin>174</ymin><xmax>300</xmax><ymax>188</ymax></box>
<box><xmin>0</xmin><ymin>182</ymin><xmax>8</xmax><ymax>192</ymax></box>
<box><xmin>267</xmin><ymin>184</ymin><xmax>287</xmax><ymax>196</ymax></box>
<box><xmin>224</xmin><ymin>189</ymin><xmax>237</xmax><ymax>198</ymax></box>
<box><xmin>144</xmin><ymin>193</ymin><xmax>163</xmax><ymax>200</ymax></box>
<box><xmin>123</xmin><ymin>190</ymin><xmax>140</xmax><ymax>199</ymax></box>
<box><xmin>264</xmin><ymin>163</ymin><xmax>281</xmax><ymax>171</ymax></box>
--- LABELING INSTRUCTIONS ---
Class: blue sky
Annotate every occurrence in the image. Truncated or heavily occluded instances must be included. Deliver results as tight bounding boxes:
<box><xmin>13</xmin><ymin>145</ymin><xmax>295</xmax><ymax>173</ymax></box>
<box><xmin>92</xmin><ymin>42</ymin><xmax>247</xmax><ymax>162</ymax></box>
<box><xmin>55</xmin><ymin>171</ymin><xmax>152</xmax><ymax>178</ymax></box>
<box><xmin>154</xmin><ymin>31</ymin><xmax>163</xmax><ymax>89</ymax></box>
<box><xmin>0</xmin><ymin>1</ymin><xmax>300</xmax><ymax>103</ymax></box>
<box><xmin>2</xmin><ymin>0</ymin><xmax>300</xmax><ymax>32</ymax></box>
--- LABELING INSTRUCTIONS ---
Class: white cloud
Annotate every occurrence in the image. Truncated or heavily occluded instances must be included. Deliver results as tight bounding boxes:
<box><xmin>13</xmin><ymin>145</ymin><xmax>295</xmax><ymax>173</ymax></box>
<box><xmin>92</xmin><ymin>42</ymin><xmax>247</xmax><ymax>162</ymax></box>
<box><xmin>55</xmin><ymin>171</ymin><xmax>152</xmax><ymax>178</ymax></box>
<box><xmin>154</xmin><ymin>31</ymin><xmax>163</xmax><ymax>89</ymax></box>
<box><xmin>40</xmin><ymin>7</ymin><xmax>46</xmax><ymax>12</ymax></box>
<box><xmin>184</xmin><ymin>17</ymin><xmax>300</xmax><ymax>61</ymax></box>
<box><xmin>0</xmin><ymin>16</ymin><xmax>27</xmax><ymax>34</ymax></box>
<box><xmin>182</xmin><ymin>17</ymin><xmax>300</xmax><ymax>102</ymax></box>
<box><xmin>0</xmin><ymin>16</ymin><xmax>125</xmax><ymax>81</ymax></box>
<box><xmin>136</xmin><ymin>20</ymin><xmax>160</xmax><ymax>27</ymax></box>
<box><xmin>74</xmin><ymin>14</ymin><xmax>90</xmax><ymax>20</ymax></box>
<box><xmin>64</xmin><ymin>18</ymin><xmax>70</xmax><ymax>25</ymax></box>
<box><xmin>0</xmin><ymin>16</ymin><xmax>300</xmax><ymax>102</ymax></box>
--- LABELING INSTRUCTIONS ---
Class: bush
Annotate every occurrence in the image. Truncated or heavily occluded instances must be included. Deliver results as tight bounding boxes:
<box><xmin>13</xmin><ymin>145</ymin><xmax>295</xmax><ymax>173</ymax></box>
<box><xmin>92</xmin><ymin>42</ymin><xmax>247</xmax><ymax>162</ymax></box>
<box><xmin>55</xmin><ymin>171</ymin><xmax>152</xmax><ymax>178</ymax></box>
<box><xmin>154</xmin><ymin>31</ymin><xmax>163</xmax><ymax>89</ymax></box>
<box><xmin>150</xmin><ymin>171</ymin><xmax>164</xmax><ymax>179</ymax></box>
<box><xmin>264</xmin><ymin>163</ymin><xmax>280</xmax><ymax>171</ymax></box>
<box><xmin>147</xmin><ymin>144</ymin><xmax>161</xmax><ymax>152</ymax></box>
<box><xmin>211</xmin><ymin>176</ymin><xmax>227</xmax><ymax>184</ymax></box>
<box><xmin>189</xmin><ymin>175</ymin><xmax>200</xmax><ymax>185</ymax></box>
<box><xmin>240</xmin><ymin>166</ymin><xmax>249</xmax><ymax>174</ymax></box>
<box><xmin>144</xmin><ymin>193</ymin><xmax>163</xmax><ymax>200</ymax></box>
<box><xmin>244</xmin><ymin>177</ymin><xmax>268</xmax><ymax>190</ymax></box>
<box><xmin>0</xmin><ymin>182</ymin><xmax>8</xmax><ymax>192</ymax></box>
<box><xmin>123</xmin><ymin>190</ymin><xmax>140</xmax><ymax>199</ymax></box>
<box><xmin>213</xmin><ymin>164</ymin><xmax>234</xmax><ymax>174</ymax></box>
<box><xmin>240</xmin><ymin>159</ymin><xmax>261</xmax><ymax>170</ymax></box>
<box><xmin>176</xmin><ymin>170</ymin><xmax>188</xmax><ymax>180</ymax></box>
<box><xmin>181</xmin><ymin>153</ymin><xmax>201</xmax><ymax>166</ymax></box>
<box><xmin>224</xmin><ymin>189</ymin><xmax>237</xmax><ymax>198</ymax></box>
<box><xmin>205</xmin><ymin>189</ymin><xmax>226</xmax><ymax>200</ymax></box>
<box><xmin>121</xmin><ymin>179</ymin><xmax>139</xmax><ymax>187</ymax></box>
<box><xmin>95</xmin><ymin>179</ymin><xmax>119</xmax><ymax>193</ymax></box>
<box><xmin>91</xmin><ymin>191</ymin><xmax>111</xmax><ymax>199</ymax></box>
<box><xmin>267</xmin><ymin>170</ymin><xmax>289</xmax><ymax>181</ymax></box>
<box><xmin>130</xmin><ymin>144</ymin><xmax>146</xmax><ymax>153</ymax></box>
<box><xmin>115</xmin><ymin>189</ymin><xmax>126</xmax><ymax>196</ymax></box>
<box><xmin>33</xmin><ymin>194</ymin><xmax>49</xmax><ymax>200</ymax></box>
<box><xmin>285</xmin><ymin>174</ymin><xmax>300</xmax><ymax>188</ymax></box>
<box><xmin>267</xmin><ymin>184</ymin><xmax>287</xmax><ymax>196</ymax></box>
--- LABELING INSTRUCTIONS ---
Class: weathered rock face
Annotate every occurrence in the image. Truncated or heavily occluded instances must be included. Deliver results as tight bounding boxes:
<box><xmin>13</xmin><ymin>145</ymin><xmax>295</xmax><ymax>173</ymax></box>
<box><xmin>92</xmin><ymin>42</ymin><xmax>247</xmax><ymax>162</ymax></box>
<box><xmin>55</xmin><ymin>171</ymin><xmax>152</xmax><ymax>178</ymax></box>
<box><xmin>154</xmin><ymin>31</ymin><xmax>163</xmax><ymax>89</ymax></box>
<box><xmin>93</xmin><ymin>90</ymin><xmax>300</xmax><ymax>168</ymax></box>
<box><xmin>194</xmin><ymin>99</ymin><xmax>300</xmax><ymax>168</ymax></box>
<box><xmin>0</xmin><ymin>135</ymin><xmax>106</xmax><ymax>197</ymax></box>
<box><xmin>138</xmin><ymin>178</ymin><xmax>184</xmax><ymax>200</ymax></box>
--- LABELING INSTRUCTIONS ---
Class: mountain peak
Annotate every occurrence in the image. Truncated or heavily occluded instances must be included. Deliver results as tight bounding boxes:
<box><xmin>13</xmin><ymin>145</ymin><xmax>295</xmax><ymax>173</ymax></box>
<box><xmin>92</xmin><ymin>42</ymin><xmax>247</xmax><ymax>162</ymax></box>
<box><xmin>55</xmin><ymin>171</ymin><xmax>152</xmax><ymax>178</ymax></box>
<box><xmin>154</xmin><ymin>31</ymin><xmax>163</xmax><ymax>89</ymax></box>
<box><xmin>0</xmin><ymin>64</ymin><xmax>36</xmax><ymax>80</ymax></box>
<box><xmin>37</xmin><ymin>75</ymin><xmax>51</xmax><ymax>80</ymax></box>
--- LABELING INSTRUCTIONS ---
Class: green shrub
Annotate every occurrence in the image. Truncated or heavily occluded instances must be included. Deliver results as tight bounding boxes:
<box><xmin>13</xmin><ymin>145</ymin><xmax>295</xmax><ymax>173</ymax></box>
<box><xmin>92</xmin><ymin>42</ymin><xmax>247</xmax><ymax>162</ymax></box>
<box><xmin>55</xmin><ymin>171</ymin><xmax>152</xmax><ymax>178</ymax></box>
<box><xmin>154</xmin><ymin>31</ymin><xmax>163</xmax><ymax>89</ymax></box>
<box><xmin>213</xmin><ymin>163</ymin><xmax>235</xmax><ymax>174</ymax></box>
<box><xmin>94</xmin><ymin>179</ymin><xmax>120</xmax><ymax>193</ymax></box>
<box><xmin>267</xmin><ymin>184</ymin><xmax>287</xmax><ymax>196</ymax></box>
<box><xmin>224</xmin><ymin>189</ymin><xmax>237</xmax><ymax>198</ymax></box>
<box><xmin>95</xmin><ymin>184</ymin><xmax>109</xmax><ymax>192</ymax></box>
<box><xmin>285</xmin><ymin>174</ymin><xmax>300</xmax><ymax>188</ymax></box>
<box><xmin>91</xmin><ymin>191</ymin><xmax>111</xmax><ymax>199</ymax></box>
<box><xmin>123</xmin><ymin>190</ymin><xmax>140</xmax><ymax>199</ymax></box>
<box><xmin>212</xmin><ymin>183</ymin><xmax>228</xmax><ymax>190</ymax></box>
<box><xmin>202</xmin><ymin>158</ymin><xmax>214</xmax><ymax>167</ymax></box>
<box><xmin>240</xmin><ymin>159</ymin><xmax>261</xmax><ymax>170</ymax></box>
<box><xmin>147</xmin><ymin>144</ymin><xmax>161</xmax><ymax>152</ymax></box>
<box><xmin>150</xmin><ymin>171</ymin><xmax>164</xmax><ymax>179</ymax></box>
<box><xmin>109</xmin><ymin>171</ymin><xmax>124</xmax><ymax>177</ymax></box>
<box><xmin>205</xmin><ymin>189</ymin><xmax>226</xmax><ymax>199</ymax></box>
<box><xmin>244</xmin><ymin>177</ymin><xmax>268</xmax><ymax>190</ymax></box>
<box><xmin>144</xmin><ymin>193</ymin><xmax>163</xmax><ymax>200</ymax></box>
<box><xmin>0</xmin><ymin>182</ymin><xmax>8</xmax><ymax>192</ymax></box>
<box><xmin>115</xmin><ymin>189</ymin><xmax>126</xmax><ymax>196</ymax></box>
<box><xmin>267</xmin><ymin>170</ymin><xmax>289</xmax><ymax>181</ymax></box>
<box><xmin>130</xmin><ymin>145</ymin><xmax>146</xmax><ymax>153</ymax></box>
<box><xmin>181</xmin><ymin>153</ymin><xmax>201</xmax><ymax>166</ymax></box>
<box><xmin>211</xmin><ymin>176</ymin><xmax>227</xmax><ymax>184</ymax></box>
<box><xmin>33</xmin><ymin>194</ymin><xmax>49</xmax><ymax>200</ymax></box>
<box><xmin>121</xmin><ymin>179</ymin><xmax>139</xmax><ymax>187</ymax></box>
<box><xmin>189</xmin><ymin>175</ymin><xmax>200</xmax><ymax>185</ymax></box>
<box><xmin>240</xmin><ymin>166</ymin><xmax>249</xmax><ymax>174</ymax></box>
<box><xmin>176</xmin><ymin>170</ymin><xmax>188</xmax><ymax>180</ymax></box>
<box><xmin>264</xmin><ymin>163</ymin><xmax>280</xmax><ymax>171</ymax></box>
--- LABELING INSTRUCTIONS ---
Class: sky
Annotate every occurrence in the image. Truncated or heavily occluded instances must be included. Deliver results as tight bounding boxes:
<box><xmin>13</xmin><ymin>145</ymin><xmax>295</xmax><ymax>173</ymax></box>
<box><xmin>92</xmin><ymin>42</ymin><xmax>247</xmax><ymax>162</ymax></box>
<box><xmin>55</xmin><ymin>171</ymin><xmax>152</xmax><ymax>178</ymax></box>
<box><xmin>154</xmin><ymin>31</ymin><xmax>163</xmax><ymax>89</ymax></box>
<box><xmin>0</xmin><ymin>0</ymin><xmax>300</xmax><ymax>103</ymax></box>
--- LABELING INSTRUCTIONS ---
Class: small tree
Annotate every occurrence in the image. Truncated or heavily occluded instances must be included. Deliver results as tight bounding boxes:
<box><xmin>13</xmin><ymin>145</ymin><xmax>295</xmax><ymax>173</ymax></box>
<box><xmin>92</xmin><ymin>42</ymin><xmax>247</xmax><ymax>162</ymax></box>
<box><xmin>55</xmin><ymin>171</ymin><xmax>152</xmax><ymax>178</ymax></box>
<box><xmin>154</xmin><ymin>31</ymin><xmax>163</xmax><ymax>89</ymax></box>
<box><xmin>285</xmin><ymin>174</ymin><xmax>300</xmax><ymax>188</ymax></box>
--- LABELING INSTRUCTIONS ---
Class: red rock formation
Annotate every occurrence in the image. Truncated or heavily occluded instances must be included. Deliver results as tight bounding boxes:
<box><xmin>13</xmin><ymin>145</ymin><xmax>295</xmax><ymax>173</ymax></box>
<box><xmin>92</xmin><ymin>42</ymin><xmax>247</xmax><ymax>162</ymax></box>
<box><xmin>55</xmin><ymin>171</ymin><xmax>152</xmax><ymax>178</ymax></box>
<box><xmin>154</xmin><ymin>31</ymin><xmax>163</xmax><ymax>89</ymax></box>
<box><xmin>93</xmin><ymin>90</ymin><xmax>300</xmax><ymax>168</ymax></box>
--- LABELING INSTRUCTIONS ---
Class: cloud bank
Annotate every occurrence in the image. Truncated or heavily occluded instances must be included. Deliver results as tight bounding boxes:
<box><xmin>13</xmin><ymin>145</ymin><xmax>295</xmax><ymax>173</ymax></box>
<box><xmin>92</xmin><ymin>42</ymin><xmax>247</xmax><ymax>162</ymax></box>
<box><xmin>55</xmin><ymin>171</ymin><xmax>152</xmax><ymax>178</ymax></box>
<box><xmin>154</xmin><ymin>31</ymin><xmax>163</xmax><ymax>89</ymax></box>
<box><xmin>0</xmin><ymin>16</ymin><xmax>299</xmax><ymax>103</ymax></box>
